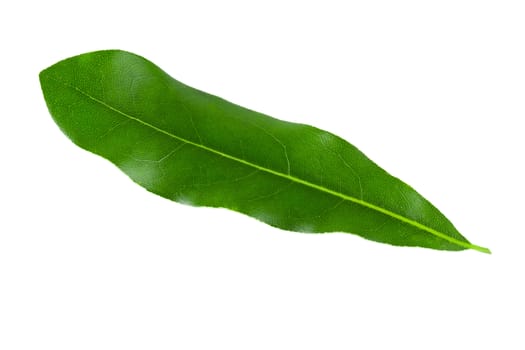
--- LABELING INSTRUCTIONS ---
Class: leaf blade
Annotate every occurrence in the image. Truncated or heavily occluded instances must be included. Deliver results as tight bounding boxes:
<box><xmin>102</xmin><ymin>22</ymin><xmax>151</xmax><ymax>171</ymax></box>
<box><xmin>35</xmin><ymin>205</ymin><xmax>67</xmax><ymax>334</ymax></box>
<box><xmin>40</xmin><ymin>50</ymin><xmax>490</xmax><ymax>253</ymax></box>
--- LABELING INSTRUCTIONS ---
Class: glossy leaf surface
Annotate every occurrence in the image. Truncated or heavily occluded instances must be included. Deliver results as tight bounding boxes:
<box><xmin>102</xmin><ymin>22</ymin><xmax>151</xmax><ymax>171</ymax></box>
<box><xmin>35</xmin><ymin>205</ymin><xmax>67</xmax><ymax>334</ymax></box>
<box><xmin>39</xmin><ymin>50</ymin><xmax>489</xmax><ymax>253</ymax></box>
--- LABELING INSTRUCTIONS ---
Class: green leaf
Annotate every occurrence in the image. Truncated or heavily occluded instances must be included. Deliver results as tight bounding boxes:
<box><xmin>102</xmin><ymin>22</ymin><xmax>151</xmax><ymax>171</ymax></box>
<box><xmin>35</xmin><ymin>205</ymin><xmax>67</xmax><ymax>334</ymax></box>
<box><xmin>39</xmin><ymin>50</ymin><xmax>490</xmax><ymax>253</ymax></box>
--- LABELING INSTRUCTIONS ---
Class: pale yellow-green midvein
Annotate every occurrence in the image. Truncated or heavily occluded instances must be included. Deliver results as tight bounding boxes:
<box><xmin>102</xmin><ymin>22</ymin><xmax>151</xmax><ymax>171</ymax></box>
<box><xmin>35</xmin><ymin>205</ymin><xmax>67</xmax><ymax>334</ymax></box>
<box><xmin>70</xmin><ymin>83</ymin><xmax>490</xmax><ymax>254</ymax></box>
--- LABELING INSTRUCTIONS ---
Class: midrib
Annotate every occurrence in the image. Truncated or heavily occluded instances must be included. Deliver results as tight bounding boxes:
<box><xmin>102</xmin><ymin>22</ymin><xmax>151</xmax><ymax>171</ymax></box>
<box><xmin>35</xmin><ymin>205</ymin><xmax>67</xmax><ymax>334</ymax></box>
<box><xmin>56</xmin><ymin>78</ymin><xmax>489</xmax><ymax>253</ymax></box>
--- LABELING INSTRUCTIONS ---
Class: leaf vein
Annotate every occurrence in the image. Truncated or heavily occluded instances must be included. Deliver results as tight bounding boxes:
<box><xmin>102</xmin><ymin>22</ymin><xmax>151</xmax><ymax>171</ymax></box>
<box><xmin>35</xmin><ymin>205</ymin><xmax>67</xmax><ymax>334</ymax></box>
<box><xmin>48</xmin><ymin>76</ymin><xmax>489</xmax><ymax>253</ymax></box>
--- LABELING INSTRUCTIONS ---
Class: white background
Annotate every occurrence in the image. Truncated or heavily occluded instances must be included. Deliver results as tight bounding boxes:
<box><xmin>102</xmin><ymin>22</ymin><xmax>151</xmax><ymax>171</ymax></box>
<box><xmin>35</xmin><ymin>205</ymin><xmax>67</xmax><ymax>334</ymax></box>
<box><xmin>1</xmin><ymin>1</ymin><xmax>524</xmax><ymax>349</ymax></box>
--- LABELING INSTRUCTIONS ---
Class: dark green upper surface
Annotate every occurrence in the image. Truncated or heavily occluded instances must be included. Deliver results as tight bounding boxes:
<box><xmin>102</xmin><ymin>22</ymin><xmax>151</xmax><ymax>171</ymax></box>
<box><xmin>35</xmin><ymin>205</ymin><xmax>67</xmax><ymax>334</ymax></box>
<box><xmin>40</xmin><ymin>50</ymin><xmax>490</xmax><ymax>253</ymax></box>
